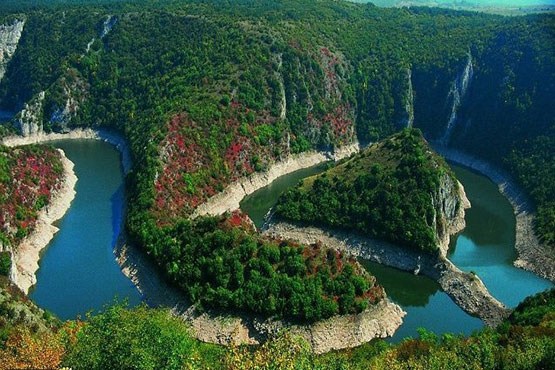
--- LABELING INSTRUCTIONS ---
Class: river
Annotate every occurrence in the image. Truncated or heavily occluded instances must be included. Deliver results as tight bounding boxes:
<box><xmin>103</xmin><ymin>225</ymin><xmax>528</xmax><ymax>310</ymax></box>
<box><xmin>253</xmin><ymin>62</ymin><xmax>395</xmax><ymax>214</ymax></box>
<box><xmin>240</xmin><ymin>162</ymin><xmax>553</xmax><ymax>341</ymax></box>
<box><xmin>29</xmin><ymin>139</ymin><xmax>141</xmax><ymax>320</ymax></box>
<box><xmin>28</xmin><ymin>142</ymin><xmax>552</xmax><ymax>335</ymax></box>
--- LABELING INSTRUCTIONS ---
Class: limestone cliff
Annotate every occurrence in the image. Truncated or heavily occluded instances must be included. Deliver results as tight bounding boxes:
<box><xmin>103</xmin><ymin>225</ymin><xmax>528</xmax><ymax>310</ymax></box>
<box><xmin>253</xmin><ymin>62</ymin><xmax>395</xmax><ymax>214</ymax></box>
<box><xmin>14</xmin><ymin>70</ymin><xmax>88</xmax><ymax>137</ymax></box>
<box><xmin>0</xmin><ymin>19</ymin><xmax>24</xmax><ymax>82</ymax></box>
<box><xmin>15</xmin><ymin>91</ymin><xmax>45</xmax><ymax>137</ymax></box>
<box><xmin>433</xmin><ymin>173</ymin><xmax>469</xmax><ymax>256</ymax></box>
<box><xmin>47</xmin><ymin>71</ymin><xmax>89</xmax><ymax>131</ymax></box>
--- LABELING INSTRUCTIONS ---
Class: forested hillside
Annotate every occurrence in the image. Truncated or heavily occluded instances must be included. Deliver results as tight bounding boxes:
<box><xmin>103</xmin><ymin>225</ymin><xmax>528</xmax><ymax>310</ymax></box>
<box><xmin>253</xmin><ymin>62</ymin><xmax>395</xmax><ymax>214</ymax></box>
<box><xmin>1</xmin><ymin>1</ymin><xmax>553</xmax><ymax>250</ymax></box>
<box><xmin>1</xmin><ymin>282</ymin><xmax>554</xmax><ymax>369</ymax></box>
<box><xmin>276</xmin><ymin>129</ymin><xmax>462</xmax><ymax>253</ymax></box>
<box><xmin>0</xmin><ymin>1</ymin><xmax>554</xmax><ymax>367</ymax></box>
<box><xmin>0</xmin><ymin>0</ymin><xmax>553</xmax><ymax>322</ymax></box>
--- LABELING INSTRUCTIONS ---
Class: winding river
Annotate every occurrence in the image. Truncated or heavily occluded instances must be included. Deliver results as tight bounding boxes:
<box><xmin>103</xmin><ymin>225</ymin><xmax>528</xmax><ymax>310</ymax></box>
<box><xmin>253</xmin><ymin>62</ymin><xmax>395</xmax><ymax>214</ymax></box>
<box><xmin>27</xmin><ymin>141</ymin><xmax>552</xmax><ymax>337</ymax></box>
<box><xmin>29</xmin><ymin>140</ymin><xmax>141</xmax><ymax>320</ymax></box>
<box><xmin>241</xmin><ymin>162</ymin><xmax>553</xmax><ymax>341</ymax></box>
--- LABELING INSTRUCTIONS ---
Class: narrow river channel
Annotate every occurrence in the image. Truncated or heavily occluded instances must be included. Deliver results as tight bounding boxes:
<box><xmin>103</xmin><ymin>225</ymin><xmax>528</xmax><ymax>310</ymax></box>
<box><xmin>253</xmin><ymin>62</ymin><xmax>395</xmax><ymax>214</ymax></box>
<box><xmin>29</xmin><ymin>140</ymin><xmax>141</xmax><ymax>320</ymax></box>
<box><xmin>29</xmin><ymin>142</ymin><xmax>552</xmax><ymax>336</ymax></box>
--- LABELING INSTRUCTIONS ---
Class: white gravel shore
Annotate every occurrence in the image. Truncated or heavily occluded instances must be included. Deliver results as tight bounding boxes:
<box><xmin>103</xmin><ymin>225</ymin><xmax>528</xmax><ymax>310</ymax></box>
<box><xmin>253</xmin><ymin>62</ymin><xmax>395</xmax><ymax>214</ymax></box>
<box><xmin>2</xmin><ymin>128</ymin><xmax>131</xmax><ymax>293</ymax></box>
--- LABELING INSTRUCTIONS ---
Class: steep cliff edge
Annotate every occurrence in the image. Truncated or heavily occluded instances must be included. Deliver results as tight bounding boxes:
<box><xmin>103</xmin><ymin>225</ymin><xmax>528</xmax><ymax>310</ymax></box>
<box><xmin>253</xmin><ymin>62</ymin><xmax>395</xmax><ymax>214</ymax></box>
<box><xmin>0</xmin><ymin>19</ymin><xmax>24</xmax><ymax>83</ymax></box>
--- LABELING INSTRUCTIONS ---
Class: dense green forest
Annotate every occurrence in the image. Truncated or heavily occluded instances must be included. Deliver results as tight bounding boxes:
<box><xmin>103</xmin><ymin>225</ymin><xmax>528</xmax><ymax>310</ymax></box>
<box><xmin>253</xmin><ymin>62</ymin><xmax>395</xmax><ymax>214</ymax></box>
<box><xmin>1</xmin><ymin>278</ymin><xmax>554</xmax><ymax>369</ymax></box>
<box><xmin>137</xmin><ymin>211</ymin><xmax>382</xmax><ymax>322</ymax></box>
<box><xmin>1</xmin><ymin>0</ymin><xmax>552</xmax><ymax>251</ymax></box>
<box><xmin>0</xmin><ymin>0</ymin><xmax>554</xmax><ymax>340</ymax></box>
<box><xmin>275</xmin><ymin>129</ymin><xmax>459</xmax><ymax>253</ymax></box>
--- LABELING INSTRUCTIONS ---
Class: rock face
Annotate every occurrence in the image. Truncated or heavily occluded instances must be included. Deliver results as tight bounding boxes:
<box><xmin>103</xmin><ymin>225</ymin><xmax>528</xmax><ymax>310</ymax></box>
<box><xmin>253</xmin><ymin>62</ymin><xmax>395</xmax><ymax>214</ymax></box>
<box><xmin>433</xmin><ymin>174</ymin><xmax>470</xmax><ymax>256</ymax></box>
<box><xmin>48</xmin><ymin>72</ymin><xmax>89</xmax><ymax>131</ymax></box>
<box><xmin>0</xmin><ymin>19</ymin><xmax>24</xmax><ymax>82</ymax></box>
<box><xmin>16</xmin><ymin>91</ymin><xmax>45</xmax><ymax>137</ymax></box>
<box><xmin>402</xmin><ymin>68</ymin><xmax>414</xmax><ymax>128</ymax></box>
<box><xmin>439</xmin><ymin>52</ymin><xmax>473</xmax><ymax>145</ymax></box>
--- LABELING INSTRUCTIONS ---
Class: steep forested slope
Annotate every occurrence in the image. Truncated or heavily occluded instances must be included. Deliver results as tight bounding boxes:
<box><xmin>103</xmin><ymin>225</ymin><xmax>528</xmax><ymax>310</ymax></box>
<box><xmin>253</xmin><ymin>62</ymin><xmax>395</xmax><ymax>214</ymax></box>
<box><xmin>0</xmin><ymin>145</ymin><xmax>63</xmax><ymax>248</ymax></box>
<box><xmin>1</xmin><ymin>284</ymin><xmax>553</xmax><ymax>369</ymax></box>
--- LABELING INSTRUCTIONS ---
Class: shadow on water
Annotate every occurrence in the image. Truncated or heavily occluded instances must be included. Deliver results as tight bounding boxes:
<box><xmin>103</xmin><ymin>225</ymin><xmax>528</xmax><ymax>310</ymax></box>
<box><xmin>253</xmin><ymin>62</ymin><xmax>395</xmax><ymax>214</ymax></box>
<box><xmin>360</xmin><ymin>260</ymin><xmax>438</xmax><ymax>307</ymax></box>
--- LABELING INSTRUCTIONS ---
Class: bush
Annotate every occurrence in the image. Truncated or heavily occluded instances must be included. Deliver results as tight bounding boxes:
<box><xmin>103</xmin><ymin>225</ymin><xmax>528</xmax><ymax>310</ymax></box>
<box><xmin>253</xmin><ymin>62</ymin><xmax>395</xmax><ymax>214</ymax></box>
<box><xmin>0</xmin><ymin>252</ymin><xmax>11</xmax><ymax>276</ymax></box>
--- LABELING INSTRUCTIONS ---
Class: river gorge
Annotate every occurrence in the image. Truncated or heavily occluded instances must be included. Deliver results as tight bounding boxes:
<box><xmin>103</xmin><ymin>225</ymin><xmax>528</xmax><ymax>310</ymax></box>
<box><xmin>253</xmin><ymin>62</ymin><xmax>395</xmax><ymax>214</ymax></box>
<box><xmin>15</xmin><ymin>140</ymin><xmax>554</xmax><ymax>341</ymax></box>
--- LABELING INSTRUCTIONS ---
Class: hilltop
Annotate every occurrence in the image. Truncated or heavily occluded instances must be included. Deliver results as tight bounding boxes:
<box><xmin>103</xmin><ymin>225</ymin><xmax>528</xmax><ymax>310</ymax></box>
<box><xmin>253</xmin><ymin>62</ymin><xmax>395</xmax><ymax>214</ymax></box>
<box><xmin>276</xmin><ymin>129</ymin><xmax>465</xmax><ymax>254</ymax></box>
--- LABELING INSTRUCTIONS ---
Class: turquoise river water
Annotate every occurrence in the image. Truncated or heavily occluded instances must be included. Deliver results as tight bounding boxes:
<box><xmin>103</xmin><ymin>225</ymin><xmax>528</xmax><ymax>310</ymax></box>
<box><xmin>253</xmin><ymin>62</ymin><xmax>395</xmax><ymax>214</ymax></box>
<box><xmin>29</xmin><ymin>140</ymin><xmax>141</xmax><ymax>320</ymax></box>
<box><xmin>29</xmin><ymin>142</ymin><xmax>552</xmax><ymax>338</ymax></box>
<box><xmin>240</xmin><ymin>163</ymin><xmax>553</xmax><ymax>341</ymax></box>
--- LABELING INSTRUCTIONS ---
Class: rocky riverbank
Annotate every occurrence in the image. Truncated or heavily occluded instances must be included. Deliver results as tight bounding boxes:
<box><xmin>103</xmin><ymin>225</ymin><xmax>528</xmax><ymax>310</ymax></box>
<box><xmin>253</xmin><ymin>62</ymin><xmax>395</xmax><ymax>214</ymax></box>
<box><xmin>437</xmin><ymin>179</ymin><xmax>471</xmax><ymax>257</ymax></box>
<box><xmin>115</xmin><ymin>239</ymin><xmax>405</xmax><ymax>353</ymax></box>
<box><xmin>1</xmin><ymin>128</ymin><xmax>131</xmax><ymax>293</ymax></box>
<box><xmin>193</xmin><ymin>142</ymin><xmax>360</xmax><ymax>218</ymax></box>
<box><xmin>264</xmin><ymin>220</ymin><xmax>510</xmax><ymax>327</ymax></box>
<box><xmin>2</xmin><ymin>128</ymin><xmax>132</xmax><ymax>174</ymax></box>
<box><xmin>8</xmin><ymin>149</ymin><xmax>77</xmax><ymax>294</ymax></box>
<box><xmin>117</xmin><ymin>140</ymin><xmax>409</xmax><ymax>352</ymax></box>
<box><xmin>435</xmin><ymin>146</ymin><xmax>555</xmax><ymax>283</ymax></box>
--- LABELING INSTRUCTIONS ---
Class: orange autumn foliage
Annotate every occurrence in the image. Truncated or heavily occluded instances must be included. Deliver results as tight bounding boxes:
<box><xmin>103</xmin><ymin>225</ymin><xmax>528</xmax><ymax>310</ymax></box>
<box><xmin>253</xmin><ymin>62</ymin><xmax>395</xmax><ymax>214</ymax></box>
<box><xmin>0</xmin><ymin>328</ymin><xmax>65</xmax><ymax>370</ymax></box>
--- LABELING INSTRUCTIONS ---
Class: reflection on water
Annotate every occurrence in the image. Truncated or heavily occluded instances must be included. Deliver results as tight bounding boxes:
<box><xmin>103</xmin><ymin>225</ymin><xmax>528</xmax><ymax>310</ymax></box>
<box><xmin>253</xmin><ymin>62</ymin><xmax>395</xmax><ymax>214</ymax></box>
<box><xmin>361</xmin><ymin>260</ymin><xmax>482</xmax><ymax>342</ymax></box>
<box><xmin>361</xmin><ymin>260</ymin><xmax>439</xmax><ymax>307</ymax></box>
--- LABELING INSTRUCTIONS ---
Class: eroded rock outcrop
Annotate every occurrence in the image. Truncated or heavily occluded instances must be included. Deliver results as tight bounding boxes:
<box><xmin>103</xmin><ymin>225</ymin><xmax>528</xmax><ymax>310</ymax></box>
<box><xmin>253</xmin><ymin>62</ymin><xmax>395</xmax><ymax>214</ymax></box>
<box><xmin>16</xmin><ymin>91</ymin><xmax>45</xmax><ymax>137</ymax></box>
<box><xmin>264</xmin><ymin>221</ymin><xmax>510</xmax><ymax>327</ymax></box>
<box><xmin>0</xmin><ymin>19</ymin><xmax>24</xmax><ymax>82</ymax></box>
<box><xmin>434</xmin><ymin>175</ymin><xmax>470</xmax><ymax>256</ymax></box>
